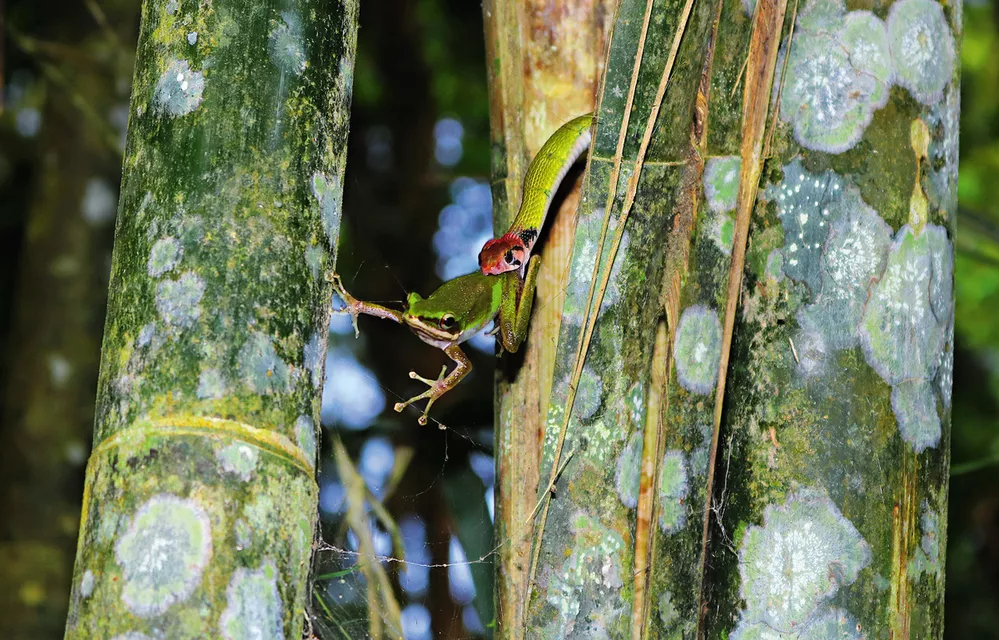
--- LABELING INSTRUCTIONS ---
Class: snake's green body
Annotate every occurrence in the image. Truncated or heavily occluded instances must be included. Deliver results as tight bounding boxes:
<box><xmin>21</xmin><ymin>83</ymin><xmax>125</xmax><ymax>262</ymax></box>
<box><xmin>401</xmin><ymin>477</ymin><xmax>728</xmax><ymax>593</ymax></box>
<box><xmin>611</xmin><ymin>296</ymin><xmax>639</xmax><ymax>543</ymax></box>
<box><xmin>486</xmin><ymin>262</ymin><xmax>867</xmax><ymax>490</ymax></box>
<box><xmin>478</xmin><ymin>113</ymin><xmax>594</xmax><ymax>275</ymax></box>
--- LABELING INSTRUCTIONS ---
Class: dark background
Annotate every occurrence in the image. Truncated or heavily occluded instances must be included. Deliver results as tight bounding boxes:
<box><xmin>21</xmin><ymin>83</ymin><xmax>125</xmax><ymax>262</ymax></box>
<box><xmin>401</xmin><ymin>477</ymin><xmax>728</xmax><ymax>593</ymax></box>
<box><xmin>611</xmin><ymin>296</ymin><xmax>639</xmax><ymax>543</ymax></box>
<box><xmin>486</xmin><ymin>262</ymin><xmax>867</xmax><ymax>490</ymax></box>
<box><xmin>0</xmin><ymin>0</ymin><xmax>996</xmax><ymax>637</ymax></box>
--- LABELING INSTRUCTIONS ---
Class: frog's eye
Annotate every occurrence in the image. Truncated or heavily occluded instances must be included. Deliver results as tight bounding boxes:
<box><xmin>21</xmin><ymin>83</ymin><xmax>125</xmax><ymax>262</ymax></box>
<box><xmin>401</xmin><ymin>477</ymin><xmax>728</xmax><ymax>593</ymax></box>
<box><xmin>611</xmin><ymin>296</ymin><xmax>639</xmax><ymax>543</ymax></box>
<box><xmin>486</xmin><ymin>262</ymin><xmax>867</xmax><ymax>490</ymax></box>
<box><xmin>504</xmin><ymin>250</ymin><xmax>521</xmax><ymax>266</ymax></box>
<box><xmin>439</xmin><ymin>314</ymin><xmax>457</xmax><ymax>330</ymax></box>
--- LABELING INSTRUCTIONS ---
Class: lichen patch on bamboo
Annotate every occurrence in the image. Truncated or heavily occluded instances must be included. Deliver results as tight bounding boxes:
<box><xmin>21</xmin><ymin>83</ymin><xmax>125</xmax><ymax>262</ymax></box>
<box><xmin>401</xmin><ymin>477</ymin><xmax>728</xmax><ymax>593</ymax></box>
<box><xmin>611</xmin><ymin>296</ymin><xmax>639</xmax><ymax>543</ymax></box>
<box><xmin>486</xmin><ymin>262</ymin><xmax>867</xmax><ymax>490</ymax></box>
<box><xmin>779</xmin><ymin>0</ymin><xmax>891</xmax><ymax>153</ymax></box>
<box><xmin>80</xmin><ymin>570</ymin><xmax>95</xmax><ymax>599</ymax></box>
<box><xmin>732</xmin><ymin>488</ymin><xmax>870</xmax><ymax>637</ymax></box>
<box><xmin>114</xmin><ymin>494</ymin><xmax>213</xmax><ymax>618</ymax></box>
<box><xmin>153</xmin><ymin>59</ymin><xmax>205</xmax><ymax>117</ymax></box>
<box><xmin>703</xmin><ymin>156</ymin><xmax>742</xmax><ymax>213</ymax></box>
<box><xmin>237</xmin><ymin>332</ymin><xmax>292</xmax><ymax>395</ymax></box>
<box><xmin>657</xmin><ymin>450</ymin><xmax>689</xmax><ymax>534</ymax></box>
<box><xmin>147</xmin><ymin>237</ymin><xmax>183</xmax><ymax>278</ymax></box>
<box><xmin>197</xmin><ymin>368</ymin><xmax>227</xmax><ymax>399</ymax></box>
<box><xmin>312</xmin><ymin>172</ymin><xmax>344</xmax><ymax>248</ymax></box>
<box><xmin>268</xmin><ymin>11</ymin><xmax>307</xmax><ymax>76</ymax></box>
<box><xmin>294</xmin><ymin>415</ymin><xmax>317</xmax><ymax>468</ymax></box>
<box><xmin>887</xmin><ymin>0</ymin><xmax>956</xmax><ymax>105</ymax></box>
<box><xmin>674</xmin><ymin>304</ymin><xmax>722</xmax><ymax>395</ymax></box>
<box><xmin>154</xmin><ymin>271</ymin><xmax>205</xmax><ymax>329</ymax></box>
<box><xmin>303</xmin><ymin>332</ymin><xmax>325</xmax><ymax>390</ymax></box>
<box><xmin>614</xmin><ymin>432</ymin><xmax>644</xmax><ymax>509</ymax></box>
<box><xmin>541</xmin><ymin>512</ymin><xmax>627</xmax><ymax>637</ymax></box>
<box><xmin>908</xmin><ymin>500</ymin><xmax>942</xmax><ymax>580</ymax></box>
<box><xmin>219</xmin><ymin>564</ymin><xmax>284</xmax><ymax>640</ymax></box>
<box><xmin>216</xmin><ymin>443</ymin><xmax>260</xmax><ymax>481</ymax></box>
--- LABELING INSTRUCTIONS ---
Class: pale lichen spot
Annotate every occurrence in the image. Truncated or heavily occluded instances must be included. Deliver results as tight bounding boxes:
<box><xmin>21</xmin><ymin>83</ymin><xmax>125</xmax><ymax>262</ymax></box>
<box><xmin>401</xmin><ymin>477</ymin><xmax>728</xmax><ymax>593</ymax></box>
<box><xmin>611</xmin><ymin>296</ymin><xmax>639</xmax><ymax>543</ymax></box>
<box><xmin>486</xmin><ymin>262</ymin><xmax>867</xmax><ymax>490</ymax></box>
<box><xmin>563</xmin><ymin>214</ymin><xmax>629</xmax><ymax>321</ymax></box>
<box><xmin>312</xmin><ymin>172</ymin><xmax>344</xmax><ymax>248</ymax></box>
<box><xmin>842</xmin><ymin>11</ymin><xmax>894</xmax><ymax>108</ymax></box>
<box><xmin>765</xmin><ymin>249</ymin><xmax>784</xmax><ymax>283</ymax></box>
<box><xmin>304</xmin><ymin>244</ymin><xmax>324</xmax><ymax>281</ymax></box>
<box><xmin>543</xmin><ymin>511</ymin><xmax>626</xmax><ymax>637</ymax></box>
<box><xmin>153</xmin><ymin>59</ymin><xmax>205</xmax><ymax>117</ymax></box>
<box><xmin>115</xmin><ymin>494</ymin><xmax>213</xmax><ymax>617</ymax></box>
<box><xmin>574</xmin><ymin>365</ymin><xmax>604</xmax><ymax>422</ymax></box>
<box><xmin>674</xmin><ymin>305</ymin><xmax>722</xmax><ymax>395</ymax></box>
<box><xmin>908</xmin><ymin>500</ymin><xmax>942</xmax><ymax>580</ymax></box>
<box><xmin>216</xmin><ymin>443</ymin><xmax>259</xmax><ymax>482</ymax></box>
<box><xmin>186</xmin><ymin>32</ymin><xmax>198</xmax><ymax>45</ymax></box>
<box><xmin>80</xmin><ymin>570</ymin><xmax>95</xmax><ymax>599</ymax></box>
<box><xmin>704</xmin><ymin>156</ymin><xmax>742</xmax><ymax>213</ymax></box>
<box><xmin>614</xmin><ymin>432</ymin><xmax>643</xmax><ymax>509</ymax></box>
<box><xmin>797</xmin><ymin>189</ymin><xmax>892</xmax><ymax>350</ymax></box>
<box><xmin>794</xmin><ymin>327</ymin><xmax>829</xmax><ymax>378</ymax></box>
<box><xmin>235</xmin><ymin>518</ymin><xmax>252</xmax><ymax>551</ymax></box>
<box><xmin>219</xmin><ymin>563</ymin><xmax>284</xmax><ymax>640</ymax></box>
<box><xmin>890</xmin><ymin>379</ymin><xmax>941</xmax><ymax>453</ymax></box>
<box><xmin>111</xmin><ymin>633</ymin><xmax>155</xmax><ymax>640</ymax></box>
<box><xmin>769</xmin><ymin>160</ymin><xmax>843</xmax><ymax>292</ymax></box>
<box><xmin>155</xmin><ymin>271</ymin><xmax>205</xmax><ymax>328</ymax></box>
<box><xmin>860</xmin><ymin>224</ymin><xmax>950</xmax><ymax>386</ymax></box>
<box><xmin>295</xmin><ymin>415</ymin><xmax>317</xmax><ymax>467</ymax></box>
<box><xmin>888</xmin><ymin>0</ymin><xmax>956</xmax><ymax>105</ymax></box>
<box><xmin>658</xmin><ymin>590</ymin><xmax>679</xmax><ymax>629</ymax></box>
<box><xmin>147</xmin><ymin>236</ymin><xmax>183</xmax><ymax>278</ymax></box>
<box><xmin>165</xmin><ymin>0</ymin><xmax>178</xmax><ymax>14</ymax></box>
<box><xmin>137</xmin><ymin>322</ymin><xmax>156</xmax><ymax>348</ymax></box>
<box><xmin>737</xmin><ymin>488</ymin><xmax>870</xmax><ymax>632</ymax></box>
<box><xmin>935</xmin><ymin>321</ymin><xmax>953</xmax><ymax>409</ymax></box>
<box><xmin>197</xmin><ymin>368</ymin><xmax>227</xmax><ymax>399</ymax></box>
<box><xmin>658</xmin><ymin>450</ymin><xmax>689</xmax><ymax>533</ymax></box>
<box><xmin>780</xmin><ymin>0</ymin><xmax>890</xmax><ymax>153</ymax></box>
<box><xmin>238</xmin><ymin>332</ymin><xmax>291</xmax><ymax>395</ymax></box>
<box><xmin>81</xmin><ymin>178</ymin><xmax>117</xmax><ymax>225</ymax></box>
<box><xmin>269</xmin><ymin>11</ymin><xmax>306</xmax><ymax>76</ymax></box>
<box><xmin>731</xmin><ymin>607</ymin><xmax>862</xmax><ymax>639</ymax></box>
<box><xmin>925</xmin><ymin>87</ymin><xmax>960</xmax><ymax>210</ymax></box>
<box><xmin>708</xmin><ymin>211</ymin><xmax>736</xmax><ymax>256</ymax></box>
<box><xmin>304</xmin><ymin>331</ymin><xmax>325</xmax><ymax>390</ymax></box>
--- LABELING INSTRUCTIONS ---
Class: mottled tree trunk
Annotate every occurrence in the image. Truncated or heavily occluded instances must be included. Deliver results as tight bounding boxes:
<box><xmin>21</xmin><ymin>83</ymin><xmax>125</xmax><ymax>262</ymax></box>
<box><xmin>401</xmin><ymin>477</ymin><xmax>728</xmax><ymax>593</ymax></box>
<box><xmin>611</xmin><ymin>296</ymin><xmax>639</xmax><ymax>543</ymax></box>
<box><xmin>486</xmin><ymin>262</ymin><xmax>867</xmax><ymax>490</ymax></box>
<box><xmin>499</xmin><ymin>0</ymin><xmax>959</xmax><ymax>637</ymax></box>
<box><xmin>63</xmin><ymin>0</ymin><xmax>357</xmax><ymax>637</ymax></box>
<box><xmin>481</xmin><ymin>0</ymin><xmax>614</xmax><ymax>635</ymax></box>
<box><xmin>0</xmin><ymin>3</ymin><xmax>138</xmax><ymax>636</ymax></box>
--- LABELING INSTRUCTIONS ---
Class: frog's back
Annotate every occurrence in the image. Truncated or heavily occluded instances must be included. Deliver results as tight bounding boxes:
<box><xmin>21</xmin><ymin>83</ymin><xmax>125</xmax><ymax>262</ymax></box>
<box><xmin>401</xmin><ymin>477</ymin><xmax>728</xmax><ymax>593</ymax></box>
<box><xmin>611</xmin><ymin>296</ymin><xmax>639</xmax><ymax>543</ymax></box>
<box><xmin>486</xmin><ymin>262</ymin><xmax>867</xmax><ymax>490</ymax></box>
<box><xmin>414</xmin><ymin>270</ymin><xmax>504</xmax><ymax>324</ymax></box>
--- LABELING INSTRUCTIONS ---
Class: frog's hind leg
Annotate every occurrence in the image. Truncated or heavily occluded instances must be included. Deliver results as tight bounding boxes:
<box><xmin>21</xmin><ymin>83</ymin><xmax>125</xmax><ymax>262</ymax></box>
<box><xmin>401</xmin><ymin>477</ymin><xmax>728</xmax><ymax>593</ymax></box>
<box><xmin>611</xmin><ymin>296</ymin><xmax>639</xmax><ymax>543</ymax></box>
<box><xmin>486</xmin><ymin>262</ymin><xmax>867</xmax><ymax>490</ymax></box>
<box><xmin>394</xmin><ymin>345</ymin><xmax>472</xmax><ymax>428</ymax></box>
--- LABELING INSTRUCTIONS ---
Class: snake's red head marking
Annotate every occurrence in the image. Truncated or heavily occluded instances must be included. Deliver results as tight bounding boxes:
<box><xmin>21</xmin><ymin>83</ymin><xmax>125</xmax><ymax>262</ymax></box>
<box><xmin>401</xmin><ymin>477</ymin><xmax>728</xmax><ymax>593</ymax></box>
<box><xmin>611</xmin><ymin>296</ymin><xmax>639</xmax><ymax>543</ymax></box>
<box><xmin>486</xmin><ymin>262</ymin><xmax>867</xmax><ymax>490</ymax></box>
<box><xmin>478</xmin><ymin>233</ymin><xmax>527</xmax><ymax>276</ymax></box>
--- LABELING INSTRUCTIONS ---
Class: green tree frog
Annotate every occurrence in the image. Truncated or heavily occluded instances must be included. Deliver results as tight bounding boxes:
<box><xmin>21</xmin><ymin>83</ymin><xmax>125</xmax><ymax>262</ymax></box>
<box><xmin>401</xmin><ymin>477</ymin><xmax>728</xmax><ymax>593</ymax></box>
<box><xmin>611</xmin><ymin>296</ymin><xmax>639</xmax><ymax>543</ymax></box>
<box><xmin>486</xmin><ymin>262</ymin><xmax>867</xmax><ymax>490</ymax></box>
<box><xmin>329</xmin><ymin>255</ymin><xmax>540</xmax><ymax>427</ymax></box>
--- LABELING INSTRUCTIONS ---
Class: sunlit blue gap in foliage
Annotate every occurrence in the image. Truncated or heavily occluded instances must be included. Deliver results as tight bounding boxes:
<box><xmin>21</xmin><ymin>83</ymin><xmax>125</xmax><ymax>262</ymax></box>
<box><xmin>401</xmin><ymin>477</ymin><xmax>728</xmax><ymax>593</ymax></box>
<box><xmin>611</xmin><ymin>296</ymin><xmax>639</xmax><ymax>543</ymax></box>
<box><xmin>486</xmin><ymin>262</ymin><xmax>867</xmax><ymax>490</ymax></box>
<box><xmin>401</xmin><ymin>603</ymin><xmax>432</xmax><ymax>640</ymax></box>
<box><xmin>448</xmin><ymin>536</ymin><xmax>476</xmax><ymax>605</ymax></box>
<box><xmin>470</xmin><ymin>452</ymin><xmax>496</xmax><ymax>522</ymax></box>
<box><xmin>321</xmin><ymin>347</ymin><xmax>385</xmax><ymax>430</ymax></box>
<box><xmin>319</xmin><ymin>480</ymin><xmax>345</xmax><ymax>515</ymax></box>
<box><xmin>463</xmin><ymin>605</ymin><xmax>485</xmax><ymax>634</ymax></box>
<box><xmin>434</xmin><ymin>176</ymin><xmax>496</xmax><ymax>354</ymax></box>
<box><xmin>434</xmin><ymin>117</ymin><xmax>464</xmax><ymax>167</ymax></box>
<box><xmin>360</xmin><ymin>437</ymin><xmax>395</xmax><ymax>499</ymax></box>
<box><xmin>399</xmin><ymin>515</ymin><xmax>430</xmax><ymax>596</ymax></box>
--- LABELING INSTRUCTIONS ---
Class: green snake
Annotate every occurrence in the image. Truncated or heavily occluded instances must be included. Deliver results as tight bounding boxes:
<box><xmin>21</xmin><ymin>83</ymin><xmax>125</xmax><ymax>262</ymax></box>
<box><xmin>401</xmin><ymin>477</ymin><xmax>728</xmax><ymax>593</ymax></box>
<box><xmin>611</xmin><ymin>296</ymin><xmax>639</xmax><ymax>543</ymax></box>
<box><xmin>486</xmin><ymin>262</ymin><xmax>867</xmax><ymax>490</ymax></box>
<box><xmin>478</xmin><ymin>113</ymin><xmax>594</xmax><ymax>275</ymax></box>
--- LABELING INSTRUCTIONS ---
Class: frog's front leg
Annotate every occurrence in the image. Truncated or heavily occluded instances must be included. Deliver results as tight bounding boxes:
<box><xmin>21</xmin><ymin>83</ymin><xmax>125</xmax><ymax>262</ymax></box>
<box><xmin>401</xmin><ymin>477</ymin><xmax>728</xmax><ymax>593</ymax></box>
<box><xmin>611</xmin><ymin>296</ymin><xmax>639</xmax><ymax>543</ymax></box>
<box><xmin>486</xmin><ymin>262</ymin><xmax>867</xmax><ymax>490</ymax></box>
<box><xmin>498</xmin><ymin>255</ymin><xmax>541</xmax><ymax>353</ymax></box>
<box><xmin>394</xmin><ymin>344</ymin><xmax>471</xmax><ymax>428</ymax></box>
<box><xmin>328</xmin><ymin>272</ymin><xmax>404</xmax><ymax>336</ymax></box>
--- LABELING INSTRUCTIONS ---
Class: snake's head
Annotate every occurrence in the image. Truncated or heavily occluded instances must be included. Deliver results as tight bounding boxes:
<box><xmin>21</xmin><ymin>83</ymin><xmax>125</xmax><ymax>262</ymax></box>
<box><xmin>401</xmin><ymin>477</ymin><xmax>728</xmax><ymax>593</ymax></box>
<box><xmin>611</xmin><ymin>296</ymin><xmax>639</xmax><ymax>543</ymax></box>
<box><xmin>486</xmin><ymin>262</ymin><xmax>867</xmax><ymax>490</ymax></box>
<box><xmin>478</xmin><ymin>233</ymin><xmax>528</xmax><ymax>275</ymax></box>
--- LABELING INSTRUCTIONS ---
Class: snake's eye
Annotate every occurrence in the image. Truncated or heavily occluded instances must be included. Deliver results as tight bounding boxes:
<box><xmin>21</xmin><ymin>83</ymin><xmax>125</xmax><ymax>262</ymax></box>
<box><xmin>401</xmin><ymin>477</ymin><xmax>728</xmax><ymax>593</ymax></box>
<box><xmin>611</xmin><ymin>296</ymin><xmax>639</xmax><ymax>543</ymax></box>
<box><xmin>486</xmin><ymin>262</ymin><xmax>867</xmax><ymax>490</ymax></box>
<box><xmin>439</xmin><ymin>314</ymin><xmax>456</xmax><ymax>330</ymax></box>
<box><xmin>505</xmin><ymin>250</ymin><xmax>521</xmax><ymax>266</ymax></box>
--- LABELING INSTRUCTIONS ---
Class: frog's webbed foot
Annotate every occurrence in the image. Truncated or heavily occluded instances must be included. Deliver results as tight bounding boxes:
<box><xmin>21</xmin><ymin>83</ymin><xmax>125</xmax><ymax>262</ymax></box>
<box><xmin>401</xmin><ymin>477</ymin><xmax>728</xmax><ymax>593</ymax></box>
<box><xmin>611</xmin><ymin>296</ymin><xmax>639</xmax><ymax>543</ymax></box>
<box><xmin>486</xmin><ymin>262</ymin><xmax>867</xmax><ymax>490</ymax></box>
<box><xmin>394</xmin><ymin>365</ymin><xmax>449</xmax><ymax>429</ymax></box>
